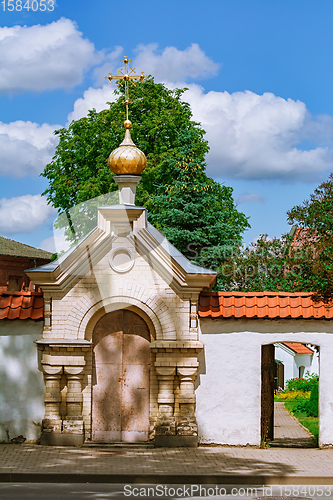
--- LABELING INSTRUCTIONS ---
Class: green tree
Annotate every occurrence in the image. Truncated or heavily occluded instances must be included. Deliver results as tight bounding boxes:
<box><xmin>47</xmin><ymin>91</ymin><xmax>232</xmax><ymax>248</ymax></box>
<box><xmin>216</xmin><ymin>173</ymin><xmax>333</xmax><ymax>298</ymax></box>
<box><xmin>216</xmin><ymin>233</ymin><xmax>311</xmax><ymax>292</ymax></box>
<box><xmin>42</xmin><ymin>77</ymin><xmax>209</xmax><ymax>226</ymax></box>
<box><xmin>148</xmin><ymin>129</ymin><xmax>250</xmax><ymax>270</ymax></box>
<box><xmin>287</xmin><ymin>173</ymin><xmax>333</xmax><ymax>300</ymax></box>
<box><xmin>42</xmin><ymin>77</ymin><xmax>250</xmax><ymax>267</ymax></box>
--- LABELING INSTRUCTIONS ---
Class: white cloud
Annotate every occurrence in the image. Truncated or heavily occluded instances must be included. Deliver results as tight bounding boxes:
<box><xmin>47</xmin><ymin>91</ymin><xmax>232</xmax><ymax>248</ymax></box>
<box><xmin>236</xmin><ymin>193</ymin><xmax>265</xmax><ymax>204</ymax></box>
<box><xmin>67</xmin><ymin>84</ymin><xmax>117</xmax><ymax>123</ymax></box>
<box><xmin>133</xmin><ymin>43</ymin><xmax>219</xmax><ymax>82</ymax></box>
<box><xmin>38</xmin><ymin>235</ymin><xmax>56</xmax><ymax>253</ymax></box>
<box><xmin>66</xmin><ymin>42</ymin><xmax>333</xmax><ymax>183</ymax></box>
<box><xmin>183</xmin><ymin>85</ymin><xmax>333</xmax><ymax>182</ymax></box>
<box><xmin>39</xmin><ymin>230</ymin><xmax>71</xmax><ymax>254</ymax></box>
<box><xmin>0</xmin><ymin>195</ymin><xmax>56</xmax><ymax>234</ymax></box>
<box><xmin>67</xmin><ymin>43</ymin><xmax>219</xmax><ymax>122</ymax></box>
<box><xmin>0</xmin><ymin>121</ymin><xmax>59</xmax><ymax>177</ymax></box>
<box><xmin>0</xmin><ymin>18</ymin><xmax>98</xmax><ymax>93</ymax></box>
<box><xmin>92</xmin><ymin>45</ymin><xmax>124</xmax><ymax>86</ymax></box>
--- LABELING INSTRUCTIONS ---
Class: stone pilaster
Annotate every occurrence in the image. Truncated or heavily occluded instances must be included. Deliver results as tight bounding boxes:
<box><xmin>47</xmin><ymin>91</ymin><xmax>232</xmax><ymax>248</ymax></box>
<box><xmin>151</xmin><ymin>340</ymin><xmax>202</xmax><ymax>447</ymax></box>
<box><xmin>177</xmin><ymin>367</ymin><xmax>198</xmax><ymax>437</ymax></box>
<box><xmin>62</xmin><ymin>367</ymin><xmax>84</xmax><ymax>436</ymax></box>
<box><xmin>155</xmin><ymin>367</ymin><xmax>176</xmax><ymax>437</ymax></box>
<box><xmin>37</xmin><ymin>339</ymin><xmax>90</xmax><ymax>445</ymax></box>
<box><xmin>41</xmin><ymin>365</ymin><xmax>62</xmax><ymax>436</ymax></box>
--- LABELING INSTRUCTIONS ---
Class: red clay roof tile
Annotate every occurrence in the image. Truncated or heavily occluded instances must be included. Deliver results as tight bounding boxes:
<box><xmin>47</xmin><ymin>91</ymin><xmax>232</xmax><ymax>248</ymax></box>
<box><xmin>283</xmin><ymin>342</ymin><xmax>314</xmax><ymax>354</ymax></box>
<box><xmin>198</xmin><ymin>291</ymin><xmax>333</xmax><ymax>319</ymax></box>
<box><xmin>0</xmin><ymin>292</ymin><xmax>44</xmax><ymax>320</ymax></box>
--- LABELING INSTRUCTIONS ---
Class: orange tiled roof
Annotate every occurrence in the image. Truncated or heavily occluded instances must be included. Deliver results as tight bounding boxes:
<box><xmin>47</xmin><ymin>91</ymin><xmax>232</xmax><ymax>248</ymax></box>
<box><xmin>283</xmin><ymin>342</ymin><xmax>314</xmax><ymax>354</ymax></box>
<box><xmin>198</xmin><ymin>292</ymin><xmax>333</xmax><ymax>319</ymax></box>
<box><xmin>291</xmin><ymin>227</ymin><xmax>318</xmax><ymax>248</ymax></box>
<box><xmin>0</xmin><ymin>292</ymin><xmax>44</xmax><ymax>320</ymax></box>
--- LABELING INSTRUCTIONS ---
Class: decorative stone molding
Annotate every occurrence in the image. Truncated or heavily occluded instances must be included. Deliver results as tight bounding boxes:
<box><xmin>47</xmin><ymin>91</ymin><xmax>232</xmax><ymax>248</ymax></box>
<box><xmin>43</xmin><ymin>298</ymin><xmax>51</xmax><ymax>332</ymax></box>
<box><xmin>73</xmin><ymin>292</ymin><xmax>176</xmax><ymax>341</ymax></box>
<box><xmin>36</xmin><ymin>339</ymin><xmax>91</xmax><ymax>353</ymax></box>
<box><xmin>189</xmin><ymin>299</ymin><xmax>198</xmax><ymax>335</ymax></box>
<box><xmin>109</xmin><ymin>247</ymin><xmax>135</xmax><ymax>273</ymax></box>
<box><xmin>177</xmin><ymin>367</ymin><xmax>197</xmax><ymax>405</ymax></box>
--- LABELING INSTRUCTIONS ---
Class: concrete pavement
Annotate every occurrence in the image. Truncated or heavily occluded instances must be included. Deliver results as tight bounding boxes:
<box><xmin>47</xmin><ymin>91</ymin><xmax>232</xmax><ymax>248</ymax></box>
<box><xmin>270</xmin><ymin>402</ymin><xmax>316</xmax><ymax>448</ymax></box>
<box><xmin>2</xmin><ymin>443</ymin><xmax>333</xmax><ymax>484</ymax></box>
<box><xmin>0</xmin><ymin>403</ymin><xmax>331</xmax><ymax>485</ymax></box>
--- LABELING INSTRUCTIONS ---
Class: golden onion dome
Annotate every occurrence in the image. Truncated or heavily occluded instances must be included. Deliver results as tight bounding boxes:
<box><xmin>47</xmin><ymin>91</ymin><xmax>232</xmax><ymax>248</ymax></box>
<box><xmin>108</xmin><ymin>120</ymin><xmax>147</xmax><ymax>175</ymax></box>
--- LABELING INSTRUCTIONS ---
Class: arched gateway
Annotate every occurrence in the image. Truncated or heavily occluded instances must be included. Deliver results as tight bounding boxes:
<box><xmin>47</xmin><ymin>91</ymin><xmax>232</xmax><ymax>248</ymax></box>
<box><xmin>26</xmin><ymin>115</ymin><xmax>216</xmax><ymax>446</ymax></box>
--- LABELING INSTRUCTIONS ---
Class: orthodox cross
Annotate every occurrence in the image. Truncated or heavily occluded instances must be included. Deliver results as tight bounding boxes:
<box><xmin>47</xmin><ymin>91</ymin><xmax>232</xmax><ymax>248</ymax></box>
<box><xmin>105</xmin><ymin>55</ymin><xmax>145</xmax><ymax>121</ymax></box>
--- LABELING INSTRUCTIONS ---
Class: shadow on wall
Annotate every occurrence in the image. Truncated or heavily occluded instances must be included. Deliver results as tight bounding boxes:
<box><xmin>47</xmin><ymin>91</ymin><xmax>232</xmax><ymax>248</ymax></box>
<box><xmin>0</xmin><ymin>331</ymin><xmax>45</xmax><ymax>442</ymax></box>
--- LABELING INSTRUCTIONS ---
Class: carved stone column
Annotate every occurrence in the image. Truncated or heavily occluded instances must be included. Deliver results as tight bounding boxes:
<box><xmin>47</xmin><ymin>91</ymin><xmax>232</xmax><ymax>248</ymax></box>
<box><xmin>62</xmin><ymin>366</ymin><xmax>84</xmax><ymax>438</ymax></box>
<box><xmin>177</xmin><ymin>367</ymin><xmax>198</xmax><ymax>439</ymax></box>
<box><xmin>40</xmin><ymin>366</ymin><xmax>63</xmax><ymax>443</ymax></box>
<box><xmin>155</xmin><ymin>367</ymin><xmax>176</xmax><ymax>440</ymax></box>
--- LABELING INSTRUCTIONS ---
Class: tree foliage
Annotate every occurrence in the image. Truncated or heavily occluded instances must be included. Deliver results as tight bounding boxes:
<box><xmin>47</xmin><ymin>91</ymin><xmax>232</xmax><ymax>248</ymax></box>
<box><xmin>148</xmin><ymin>129</ymin><xmax>250</xmax><ymax>269</ymax></box>
<box><xmin>287</xmin><ymin>173</ymin><xmax>333</xmax><ymax>300</ymax></box>
<box><xmin>215</xmin><ymin>233</ymin><xmax>312</xmax><ymax>292</ymax></box>
<box><xmin>42</xmin><ymin>77</ymin><xmax>209</xmax><ymax>220</ymax></box>
<box><xmin>216</xmin><ymin>173</ymin><xmax>333</xmax><ymax>299</ymax></box>
<box><xmin>42</xmin><ymin>77</ymin><xmax>250</xmax><ymax>267</ymax></box>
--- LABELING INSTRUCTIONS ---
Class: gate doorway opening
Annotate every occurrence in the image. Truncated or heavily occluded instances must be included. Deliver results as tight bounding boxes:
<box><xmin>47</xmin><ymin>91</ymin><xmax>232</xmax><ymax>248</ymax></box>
<box><xmin>92</xmin><ymin>309</ymin><xmax>151</xmax><ymax>443</ymax></box>
<box><xmin>261</xmin><ymin>343</ymin><xmax>319</xmax><ymax>448</ymax></box>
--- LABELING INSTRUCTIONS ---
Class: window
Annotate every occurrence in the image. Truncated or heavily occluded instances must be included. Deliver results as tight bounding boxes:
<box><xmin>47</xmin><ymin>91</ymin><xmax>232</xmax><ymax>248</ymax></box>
<box><xmin>8</xmin><ymin>276</ymin><xmax>20</xmax><ymax>291</ymax></box>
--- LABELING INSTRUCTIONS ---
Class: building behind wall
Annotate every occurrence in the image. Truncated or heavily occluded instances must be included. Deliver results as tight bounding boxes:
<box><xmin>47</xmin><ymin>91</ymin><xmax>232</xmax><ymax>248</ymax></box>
<box><xmin>0</xmin><ymin>236</ymin><xmax>51</xmax><ymax>442</ymax></box>
<box><xmin>274</xmin><ymin>341</ymin><xmax>319</xmax><ymax>389</ymax></box>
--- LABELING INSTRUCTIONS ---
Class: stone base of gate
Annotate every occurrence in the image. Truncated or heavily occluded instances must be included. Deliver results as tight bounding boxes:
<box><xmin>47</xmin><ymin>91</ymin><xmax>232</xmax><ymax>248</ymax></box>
<box><xmin>154</xmin><ymin>435</ymin><xmax>198</xmax><ymax>447</ymax></box>
<box><xmin>40</xmin><ymin>432</ymin><xmax>84</xmax><ymax>446</ymax></box>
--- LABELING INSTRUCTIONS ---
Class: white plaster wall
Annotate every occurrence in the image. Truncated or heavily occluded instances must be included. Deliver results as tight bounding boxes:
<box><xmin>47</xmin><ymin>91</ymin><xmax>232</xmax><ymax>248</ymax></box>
<box><xmin>274</xmin><ymin>344</ymin><xmax>320</xmax><ymax>387</ymax></box>
<box><xmin>308</xmin><ymin>347</ymin><xmax>320</xmax><ymax>375</ymax></box>
<box><xmin>274</xmin><ymin>344</ymin><xmax>295</xmax><ymax>386</ymax></box>
<box><xmin>0</xmin><ymin>320</ymin><xmax>44</xmax><ymax>442</ymax></box>
<box><xmin>196</xmin><ymin>318</ymin><xmax>333</xmax><ymax>447</ymax></box>
<box><xmin>294</xmin><ymin>353</ymin><xmax>313</xmax><ymax>378</ymax></box>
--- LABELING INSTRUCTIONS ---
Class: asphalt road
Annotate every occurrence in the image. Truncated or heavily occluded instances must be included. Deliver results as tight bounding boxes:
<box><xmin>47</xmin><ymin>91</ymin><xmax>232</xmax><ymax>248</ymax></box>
<box><xmin>1</xmin><ymin>484</ymin><xmax>333</xmax><ymax>500</ymax></box>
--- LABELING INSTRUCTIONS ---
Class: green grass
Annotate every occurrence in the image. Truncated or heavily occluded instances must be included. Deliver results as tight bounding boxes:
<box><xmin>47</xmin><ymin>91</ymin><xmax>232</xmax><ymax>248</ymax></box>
<box><xmin>284</xmin><ymin>401</ymin><xmax>319</xmax><ymax>444</ymax></box>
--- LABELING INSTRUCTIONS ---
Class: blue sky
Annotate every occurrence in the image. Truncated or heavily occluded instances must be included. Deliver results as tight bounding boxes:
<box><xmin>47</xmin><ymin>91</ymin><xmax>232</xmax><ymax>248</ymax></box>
<box><xmin>1</xmin><ymin>0</ymin><xmax>333</xmax><ymax>252</ymax></box>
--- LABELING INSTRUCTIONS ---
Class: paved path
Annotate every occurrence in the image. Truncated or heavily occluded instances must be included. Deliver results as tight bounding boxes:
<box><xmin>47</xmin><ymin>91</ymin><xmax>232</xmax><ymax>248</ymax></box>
<box><xmin>0</xmin><ymin>404</ymin><xmax>326</xmax><ymax>484</ymax></box>
<box><xmin>271</xmin><ymin>402</ymin><xmax>316</xmax><ymax>448</ymax></box>
<box><xmin>1</xmin><ymin>442</ymin><xmax>333</xmax><ymax>484</ymax></box>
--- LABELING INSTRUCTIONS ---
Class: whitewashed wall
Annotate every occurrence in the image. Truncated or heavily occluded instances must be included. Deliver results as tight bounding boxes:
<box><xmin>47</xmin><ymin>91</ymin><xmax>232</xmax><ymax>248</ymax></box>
<box><xmin>274</xmin><ymin>343</ymin><xmax>319</xmax><ymax>388</ymax></box>
<box><xmin>196</xmin><ymin>318</ymin><xmax>333</xmax><ymax>447</ymax></box>
<box><xmin>274</xmin><ymin>343</ymin><xmax>296</xmax><ymax>385</ymax></box>
<box><xmin>0</xmin><ymin>320</ymin><xmax>44</xmax><ymax>442</ymax></box>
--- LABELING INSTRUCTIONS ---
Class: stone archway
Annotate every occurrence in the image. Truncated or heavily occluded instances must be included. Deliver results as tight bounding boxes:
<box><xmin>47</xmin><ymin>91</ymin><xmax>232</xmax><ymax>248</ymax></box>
<box><xmin>91</xmin><ymin>309</ymin><xmax>151</xmax><ymax>442</ymax></box>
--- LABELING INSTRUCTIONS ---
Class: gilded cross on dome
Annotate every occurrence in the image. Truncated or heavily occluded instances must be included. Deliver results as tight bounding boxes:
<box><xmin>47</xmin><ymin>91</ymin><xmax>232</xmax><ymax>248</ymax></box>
<box><xmin>105</xmin><ymin>55</ymin><xmax>145</xmax><ymax>121</ymax></box>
